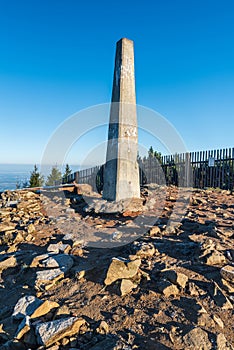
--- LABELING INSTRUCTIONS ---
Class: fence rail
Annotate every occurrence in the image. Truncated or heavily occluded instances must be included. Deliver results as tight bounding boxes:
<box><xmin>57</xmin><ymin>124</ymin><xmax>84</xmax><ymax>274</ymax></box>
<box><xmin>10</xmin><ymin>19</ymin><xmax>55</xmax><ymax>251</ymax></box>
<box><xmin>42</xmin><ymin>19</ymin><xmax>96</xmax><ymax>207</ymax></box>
<box><xmin>62</xmin><ymin>147</ymin><xmax>234</xmax><ymax>191</ymax></box>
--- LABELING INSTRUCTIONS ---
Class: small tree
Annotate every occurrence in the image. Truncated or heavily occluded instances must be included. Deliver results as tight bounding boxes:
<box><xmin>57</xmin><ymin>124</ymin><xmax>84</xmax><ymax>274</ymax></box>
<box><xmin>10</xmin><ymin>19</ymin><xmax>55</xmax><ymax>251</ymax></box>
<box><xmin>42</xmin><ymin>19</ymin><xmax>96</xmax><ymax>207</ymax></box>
<box><xmin>46</xmin><ymin>166</ymin><xmax>62</xmax><ymax>186</ymax></box>
<box><xmin>154</xmin><ymin>150</ymin><xmax>162</xmax><ymax>164</ymax></box>
<box><xmin>29</xmin><ymin>165</ymin><xmax>44</xmax><ymax>188</ymax></box>
<box><xmin>63</xmin><ymin>164</ymin><xmax>72</xmax><ymax>182</ymax></box>
<box><xmin>148</xmin><ymin>146</ymin><xmax>154</xmax><ymax>158</ymax></box>
<box><xmin>148</xmin><ymin>146</ymin><xmax>162</xmax><ymax>164</ymax></box>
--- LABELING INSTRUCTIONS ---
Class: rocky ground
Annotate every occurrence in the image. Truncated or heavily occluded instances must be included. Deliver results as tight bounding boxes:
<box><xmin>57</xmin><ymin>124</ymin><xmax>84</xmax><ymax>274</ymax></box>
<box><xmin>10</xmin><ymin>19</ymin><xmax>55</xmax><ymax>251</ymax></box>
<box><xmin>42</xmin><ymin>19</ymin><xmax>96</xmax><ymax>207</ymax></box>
<box><xmin>0</xmin><ymin>185</ymin><xmax>233</xmax><ymax>349</ymax></box>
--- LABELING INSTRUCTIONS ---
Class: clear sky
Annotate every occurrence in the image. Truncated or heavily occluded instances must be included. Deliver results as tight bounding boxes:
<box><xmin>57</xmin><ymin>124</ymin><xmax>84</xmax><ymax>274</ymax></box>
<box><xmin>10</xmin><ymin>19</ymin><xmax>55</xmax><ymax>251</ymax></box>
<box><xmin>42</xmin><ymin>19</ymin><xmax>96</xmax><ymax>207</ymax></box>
<box><xmin>0</xmin><ymin>0</ymin><xmax>234</xmax><ymax>166</ymax></box>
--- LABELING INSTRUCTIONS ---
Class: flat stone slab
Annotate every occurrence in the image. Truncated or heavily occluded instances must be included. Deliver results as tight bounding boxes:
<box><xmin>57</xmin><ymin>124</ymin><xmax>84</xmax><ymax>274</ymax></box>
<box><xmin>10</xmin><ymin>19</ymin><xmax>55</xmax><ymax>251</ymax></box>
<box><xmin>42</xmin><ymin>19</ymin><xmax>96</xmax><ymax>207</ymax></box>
<box><xmin>36</xmin><ymin>268</ymin><xmax>64</xmax><ymax>286</ymax></box>
<box><xmin>41</xmin><ymin>254</ymin><xmax>73</xmax><ymax>272</ymax></box>
<box><xmin>12</xmin><ymin>296</ymin><xmax>43</xmax><ymax>320</ymax></box>
<box><xmin>35</xmin><ymin>316</ymin><xmax>86</xmax><ymax>347</ymax></box>
<box><xmin>0</xmin><ymin>255</ymin><xmax>17</xmax><ymax>271</ymax></box>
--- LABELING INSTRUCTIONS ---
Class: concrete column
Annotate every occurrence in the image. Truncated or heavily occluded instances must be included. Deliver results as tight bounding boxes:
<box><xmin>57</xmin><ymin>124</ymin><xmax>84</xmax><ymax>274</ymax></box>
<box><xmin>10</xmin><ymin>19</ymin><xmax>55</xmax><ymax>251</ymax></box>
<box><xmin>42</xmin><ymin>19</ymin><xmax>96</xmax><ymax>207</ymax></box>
<box><xmin>103</xmin><ymin>38</ymin><xmax>140</xmax><ymax>201</ymax></box>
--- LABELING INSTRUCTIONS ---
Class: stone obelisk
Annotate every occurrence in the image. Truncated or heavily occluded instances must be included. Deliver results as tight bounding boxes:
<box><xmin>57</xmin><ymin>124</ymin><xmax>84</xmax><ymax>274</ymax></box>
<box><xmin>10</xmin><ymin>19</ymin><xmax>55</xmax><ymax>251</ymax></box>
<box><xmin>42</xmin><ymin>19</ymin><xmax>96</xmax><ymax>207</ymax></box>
<box><xmin>102</xmin><ymin>38</ymin><xmax>140</xmax><ymax>201</ymax></box>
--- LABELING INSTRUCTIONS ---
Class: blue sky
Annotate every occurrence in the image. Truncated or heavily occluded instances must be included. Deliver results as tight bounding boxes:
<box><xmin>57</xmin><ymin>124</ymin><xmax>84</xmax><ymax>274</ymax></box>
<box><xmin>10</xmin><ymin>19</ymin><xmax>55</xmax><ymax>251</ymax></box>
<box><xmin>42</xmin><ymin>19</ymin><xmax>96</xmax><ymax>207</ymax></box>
<box><xmin>0</xmin><ymin>0</ymin><xmax>234</xmax><ymax>166</ymax></box>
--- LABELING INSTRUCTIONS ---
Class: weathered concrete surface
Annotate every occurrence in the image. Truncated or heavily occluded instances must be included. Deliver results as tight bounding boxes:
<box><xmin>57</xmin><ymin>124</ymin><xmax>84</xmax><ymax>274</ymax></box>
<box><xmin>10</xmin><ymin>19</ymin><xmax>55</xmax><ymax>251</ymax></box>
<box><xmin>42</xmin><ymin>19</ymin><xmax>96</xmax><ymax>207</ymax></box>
<box><xmin>103</xmin><ymin>38</ymin><xmax>140</xmax><ymax>201</ymax></box>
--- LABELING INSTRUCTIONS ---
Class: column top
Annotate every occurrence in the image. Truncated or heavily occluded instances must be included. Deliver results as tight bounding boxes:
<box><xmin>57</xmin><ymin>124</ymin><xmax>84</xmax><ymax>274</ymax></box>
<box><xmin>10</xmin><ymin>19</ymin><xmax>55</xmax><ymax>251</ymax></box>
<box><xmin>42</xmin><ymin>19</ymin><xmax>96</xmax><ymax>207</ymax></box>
<box><xmin>117</xmin><ymin>38</ymin><xmax>133</xmax><ymax>44</ymax></box>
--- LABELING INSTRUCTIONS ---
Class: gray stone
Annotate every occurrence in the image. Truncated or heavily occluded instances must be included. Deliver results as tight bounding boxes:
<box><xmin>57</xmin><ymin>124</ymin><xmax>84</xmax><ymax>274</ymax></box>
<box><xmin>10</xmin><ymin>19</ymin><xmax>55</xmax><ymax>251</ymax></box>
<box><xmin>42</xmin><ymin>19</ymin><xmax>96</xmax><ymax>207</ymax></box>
<box><xmin>41</xmin><ymin>254</ymin><xmax>73</xmax><ymax>272</ymax></box>
<box><xmin>12</xmin><ymin>295</ymin><xmax>42</xmax><ymax>320</ymax></box>
<box><xmin>35</xmin><ymin>268</ymin><xmax>64</xmax><ymax>286</ymax></box>
<box><xmin>35</xmin><ymin>316</ymin><xmax>86</xmax><ymax>347</ymax></box>
<box><xmin>102</xmin><ymin>38</ymin><xmax>140</xmax><ymax>201</ymax></box>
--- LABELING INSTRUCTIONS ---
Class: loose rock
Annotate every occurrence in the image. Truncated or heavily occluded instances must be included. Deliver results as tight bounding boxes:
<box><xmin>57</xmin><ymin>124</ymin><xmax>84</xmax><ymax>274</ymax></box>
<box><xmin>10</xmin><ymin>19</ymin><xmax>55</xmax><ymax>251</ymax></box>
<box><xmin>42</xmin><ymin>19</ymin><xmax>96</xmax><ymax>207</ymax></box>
<box><xmin>104</xmin><ymin>257</ymin><xmax>141</xmax><ymax>286</ymax></box>
<box><xmin>157</xmin><ymin>280</ymin><xmax>179</xmax><ymax>297</ymax></box>
<box><xmin>161</xmin><ymin>269</ymin><xmax>188</xmax><ymax>288</ymax></box>
<box><xmin>35</xmin><ymin>317</ymin><xmax>86</xmax><ymax>347</ymax></box>
<box><xmin>183</xmin><ymin>327</ymin><xmax>212</xmax><ymax>350</ymax></box>
<box><xmin>221</xmin><ymin>265</ymin><xmax>234</xmax><ymax>284</ymax></box>
<box><xmin>120</xmin><ymin>279</ymin><xmax>137</xmax><ymax>296</ymax></box>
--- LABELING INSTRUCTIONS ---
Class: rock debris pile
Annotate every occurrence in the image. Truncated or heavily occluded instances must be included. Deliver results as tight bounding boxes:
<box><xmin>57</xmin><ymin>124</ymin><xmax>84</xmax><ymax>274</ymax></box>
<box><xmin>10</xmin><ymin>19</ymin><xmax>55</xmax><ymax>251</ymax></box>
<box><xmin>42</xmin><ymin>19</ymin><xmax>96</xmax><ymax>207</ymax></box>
<box><xmin>0</xmin><ymin>186</ymin><xmax>233</xmax><ymax>349</ymax></box>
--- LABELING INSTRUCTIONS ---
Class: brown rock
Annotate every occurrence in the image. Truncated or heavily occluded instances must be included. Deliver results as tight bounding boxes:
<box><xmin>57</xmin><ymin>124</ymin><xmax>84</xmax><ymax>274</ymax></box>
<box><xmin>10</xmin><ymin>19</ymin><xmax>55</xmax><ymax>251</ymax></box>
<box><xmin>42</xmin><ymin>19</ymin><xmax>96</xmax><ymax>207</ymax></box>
<box><xmin>30</xmin><ymin>300</ymin><xmax>59</xmax><ymax>319</ymax></box>
<box><xmin>0</xmin><ymin>223</ymin><xmax>16</xmax><ymax>232</ymax></box>
<box><xmin>221</xmin><ymin>265</ymin><xmax>234</xmax><ymax>283</ymax></box>
<box><xmin>204</xmin><ymin>251</ymin><xmax>226</xmax><ymax>266</ymax></box>
<box><xmin>104</xmin><ymin>257</ymin><xmax>141</xmax><ymax>286</ymax></box>
<box><xmin>120</xmin><ymin>279</ymin><xmax>137</xmax><ymax>296</ymax></box>
<box><xmin>149</xmin><ymin>226</ymin><xmax>161</xmax><ymax>236</ymax></box>
<box><xmin>161</xmin><ymin>269</ymin><xmax>188</xmax><ymax>288</ymax></box>
<box><xmin>54</xmin><ymin>305</ymin><xmax>70</xmax><ymax>318</ymax></box>
<box><xmin>212</xmin><ymin>315</ymin><xmax>224</xmax><ymax>329</ymax></box>
<box><xmin>15</xmin><ymin>316</ymin><xmax>30</xmax><ymax>340</ymax></box>
<box><xmin>198</xmin><ymin>314</ymin><xmax>215</xmax><ymax>328</ymax></box>
<box><xmin>27</xmin><ymin>223</ymin><xmax>35</xmax><ymax>234</ymax></box>
<box><xmin>157</xmin><ymin>280</ymin><xmax>179</xmax><ymax>297</ymax></box>
<box><xmin>183</xmin><ymin>327</ymin><xmax>212</xmax><ymax>350</ymax></box>
<box><xmin>122</xmin><ymin>198</ymin><xmax>144</xmax><ymax>213</ymax></box>
<box><xmin>221</xmin><ymin>278</ymin><xmax>234</xmax><ymax>293</ymax></box>
<box><xmin>135</xmin><ymin>242</ymin><xmax>155</xmax><ymax>257</ymax></box>
<box><xmin>216</xmin><ymin>333</ymin><xmax>234</xmax><ymax>350</ymax></box>
<box><xmin>30</xmin><ymin>254</ymin><xmax>50</xmax><ymax>267</ymax></box>
<box><xmin>13</xmin><ymin>231</ymin><xmax>25</xmax><ymax>243</ymax></box>
<box><xmin>73</xmin><ymin>182</ymin><xmax>93</xmax><ymax>195</ymax></box>
<box><xmin>187</xmin><ymin>282</ymin><xmax>200</xmax><ymax>296</ymax></box>
<box><xmin>211</xmin><ymin>282</ymin><xmax>233</xmax><ymax>309</ymax></box>
<box><xmin>0</xmin><ymin>255</ymin><xmax>17</xmax><ymax>271</ymax></box>
<box><xmin>96</xmin><ymin>320</ymin><xmax>109</xmax><ymax>334</ymax></box>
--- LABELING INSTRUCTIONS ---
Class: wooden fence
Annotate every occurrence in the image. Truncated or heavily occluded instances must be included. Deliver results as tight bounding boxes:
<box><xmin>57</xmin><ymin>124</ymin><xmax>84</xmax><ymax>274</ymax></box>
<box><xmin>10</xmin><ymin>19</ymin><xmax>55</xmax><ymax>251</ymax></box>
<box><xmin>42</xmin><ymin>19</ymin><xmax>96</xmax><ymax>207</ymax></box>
<box><xmin>62</xmin><ymin>147</ymin><xmax>234</xmax><ymax>191</ymax></box>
